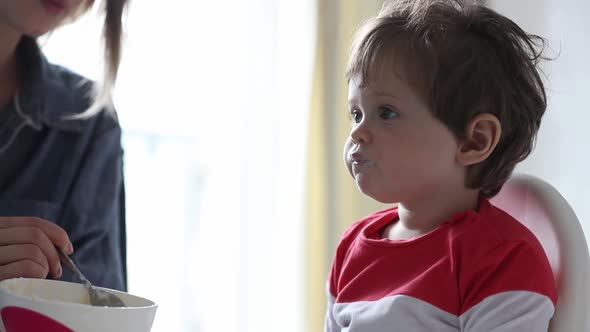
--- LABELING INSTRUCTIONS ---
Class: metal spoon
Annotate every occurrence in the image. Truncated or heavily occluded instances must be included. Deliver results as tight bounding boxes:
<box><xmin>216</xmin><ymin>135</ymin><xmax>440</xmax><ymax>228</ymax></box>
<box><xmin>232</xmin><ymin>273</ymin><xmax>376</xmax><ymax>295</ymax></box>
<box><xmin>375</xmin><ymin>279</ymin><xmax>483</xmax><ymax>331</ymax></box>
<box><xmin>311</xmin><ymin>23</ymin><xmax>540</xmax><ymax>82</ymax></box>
<box><xmin>58</xmin><ymin>249</ymin><xmax>126</xmax><ymax>307</ymax></box>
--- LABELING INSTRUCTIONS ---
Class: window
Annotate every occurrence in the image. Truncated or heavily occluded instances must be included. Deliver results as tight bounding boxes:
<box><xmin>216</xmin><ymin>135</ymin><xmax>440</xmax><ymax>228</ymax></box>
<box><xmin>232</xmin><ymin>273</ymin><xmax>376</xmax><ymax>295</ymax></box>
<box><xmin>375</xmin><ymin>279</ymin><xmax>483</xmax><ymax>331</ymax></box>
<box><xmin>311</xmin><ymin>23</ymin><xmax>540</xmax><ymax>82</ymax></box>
<box><xmin>44</xmin><ymin>1</ymin><xmax>315</xmax><ymax>330</ymax></box>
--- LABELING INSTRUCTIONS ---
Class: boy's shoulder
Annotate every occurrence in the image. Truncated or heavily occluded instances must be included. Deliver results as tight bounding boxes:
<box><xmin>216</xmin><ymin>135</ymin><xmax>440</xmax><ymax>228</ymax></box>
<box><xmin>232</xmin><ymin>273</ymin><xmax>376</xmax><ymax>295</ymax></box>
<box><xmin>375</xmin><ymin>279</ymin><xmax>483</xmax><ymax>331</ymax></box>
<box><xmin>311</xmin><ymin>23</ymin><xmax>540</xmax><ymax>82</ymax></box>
<box><xmin>448</xmin><ymin>198</ymin><xmax>546</xmax><ymax>256</ymax></box>
<box><xmin>449</xmin><ymin>199</ymin><xmax>557</xmax><ymax>310</ymax></box>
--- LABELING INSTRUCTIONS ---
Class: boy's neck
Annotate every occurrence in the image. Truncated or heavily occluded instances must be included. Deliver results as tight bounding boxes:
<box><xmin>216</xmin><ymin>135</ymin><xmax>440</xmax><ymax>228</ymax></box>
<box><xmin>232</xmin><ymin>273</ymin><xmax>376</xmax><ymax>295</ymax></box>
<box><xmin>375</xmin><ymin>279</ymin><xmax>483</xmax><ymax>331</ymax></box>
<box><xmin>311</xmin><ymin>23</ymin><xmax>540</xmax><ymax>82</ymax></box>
<box><xmin>383</xmin><ymin>188</ymin><xmax>480</xmax><ymax>241</ymax></box>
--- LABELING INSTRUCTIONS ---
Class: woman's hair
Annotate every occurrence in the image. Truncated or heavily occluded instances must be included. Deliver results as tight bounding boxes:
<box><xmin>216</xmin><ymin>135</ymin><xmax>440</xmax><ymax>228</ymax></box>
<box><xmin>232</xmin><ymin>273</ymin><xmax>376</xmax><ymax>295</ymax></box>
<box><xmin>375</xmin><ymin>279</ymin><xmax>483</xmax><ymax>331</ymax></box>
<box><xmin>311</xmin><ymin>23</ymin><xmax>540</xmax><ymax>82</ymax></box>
<box><xmin>347</xmin><ymin>0</ymin><xmax>549</xmax><ymax>197</ymax></box>
<box><xmin>71</xmin><ymin>0</ymin><xmax>130</xmax><ymax>117</ymax></box>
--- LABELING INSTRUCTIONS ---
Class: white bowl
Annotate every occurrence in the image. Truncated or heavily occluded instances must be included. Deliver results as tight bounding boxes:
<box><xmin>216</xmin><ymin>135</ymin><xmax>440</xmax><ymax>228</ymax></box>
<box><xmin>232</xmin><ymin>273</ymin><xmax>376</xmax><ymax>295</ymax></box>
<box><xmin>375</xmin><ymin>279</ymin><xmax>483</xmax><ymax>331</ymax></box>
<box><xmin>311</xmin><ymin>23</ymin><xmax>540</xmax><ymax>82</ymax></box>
<box><xmin>0</xmin><ymin>278</ymin><xmax>157</xmax><ymax>332</ymax></box>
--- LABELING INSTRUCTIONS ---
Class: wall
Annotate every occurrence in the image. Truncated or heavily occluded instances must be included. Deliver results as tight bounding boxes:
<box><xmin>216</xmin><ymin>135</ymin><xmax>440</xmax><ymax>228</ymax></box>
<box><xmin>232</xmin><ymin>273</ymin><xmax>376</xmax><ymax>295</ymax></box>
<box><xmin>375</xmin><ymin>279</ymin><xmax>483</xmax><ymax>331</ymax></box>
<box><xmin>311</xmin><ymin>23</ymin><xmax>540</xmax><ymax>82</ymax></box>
<box><xmin>488</xmin><ymin>0</ymin><xmax>590</xmax><ymax>245</ymax></box>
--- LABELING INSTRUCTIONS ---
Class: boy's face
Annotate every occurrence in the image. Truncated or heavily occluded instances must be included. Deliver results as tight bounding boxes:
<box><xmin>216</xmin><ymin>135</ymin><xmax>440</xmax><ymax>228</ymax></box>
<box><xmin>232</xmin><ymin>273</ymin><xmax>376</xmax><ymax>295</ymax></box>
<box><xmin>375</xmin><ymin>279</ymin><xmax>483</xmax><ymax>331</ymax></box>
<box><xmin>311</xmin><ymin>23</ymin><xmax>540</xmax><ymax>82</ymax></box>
<box><xmin>344</xmin><ymin>57</ymin><xmax>465</xmax><ymax>205</ymax></box>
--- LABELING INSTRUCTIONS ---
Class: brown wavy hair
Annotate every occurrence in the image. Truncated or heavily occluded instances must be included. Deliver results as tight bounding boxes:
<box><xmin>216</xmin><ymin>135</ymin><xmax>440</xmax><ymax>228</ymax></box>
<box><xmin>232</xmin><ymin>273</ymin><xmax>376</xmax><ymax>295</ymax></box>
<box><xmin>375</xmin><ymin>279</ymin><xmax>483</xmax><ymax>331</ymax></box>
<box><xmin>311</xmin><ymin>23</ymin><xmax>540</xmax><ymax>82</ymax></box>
<box><xmin>347</xmin><ymin>0</ymin><xmax>549</xmax><ymax>197</ymax></box>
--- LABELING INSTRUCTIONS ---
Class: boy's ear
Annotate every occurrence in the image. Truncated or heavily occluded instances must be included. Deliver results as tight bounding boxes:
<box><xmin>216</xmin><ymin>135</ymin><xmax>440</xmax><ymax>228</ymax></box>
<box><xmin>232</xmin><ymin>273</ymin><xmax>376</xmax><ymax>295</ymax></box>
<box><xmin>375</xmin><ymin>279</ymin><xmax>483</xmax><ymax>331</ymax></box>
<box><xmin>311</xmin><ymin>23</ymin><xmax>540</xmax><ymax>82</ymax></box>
<box><xmin>456</xmin><ymin>113</ymin><xmax>502</xmax><ymax>166</ymax></box>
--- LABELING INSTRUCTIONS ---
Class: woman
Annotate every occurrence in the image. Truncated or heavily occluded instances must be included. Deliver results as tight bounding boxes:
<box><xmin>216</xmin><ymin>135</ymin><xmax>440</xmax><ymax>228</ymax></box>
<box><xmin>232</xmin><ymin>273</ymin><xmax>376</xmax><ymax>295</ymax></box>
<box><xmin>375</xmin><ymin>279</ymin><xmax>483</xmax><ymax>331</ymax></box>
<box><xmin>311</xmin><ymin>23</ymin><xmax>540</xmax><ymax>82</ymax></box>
<box><xmin>0</xmin><ymin>0</ymin><xmax>129</xmax><ymax>291</ymax></box>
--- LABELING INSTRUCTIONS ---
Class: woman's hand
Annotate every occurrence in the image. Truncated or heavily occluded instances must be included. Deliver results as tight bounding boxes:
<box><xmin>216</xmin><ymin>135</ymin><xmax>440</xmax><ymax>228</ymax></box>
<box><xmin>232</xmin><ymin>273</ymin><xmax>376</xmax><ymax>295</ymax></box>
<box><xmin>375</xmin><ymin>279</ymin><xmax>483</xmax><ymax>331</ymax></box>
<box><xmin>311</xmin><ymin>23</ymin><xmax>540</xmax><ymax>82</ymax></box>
<box><xmin>0</xmin><ymin>217</ymin><xmax>73</xmax><ymax>281</ymax></box>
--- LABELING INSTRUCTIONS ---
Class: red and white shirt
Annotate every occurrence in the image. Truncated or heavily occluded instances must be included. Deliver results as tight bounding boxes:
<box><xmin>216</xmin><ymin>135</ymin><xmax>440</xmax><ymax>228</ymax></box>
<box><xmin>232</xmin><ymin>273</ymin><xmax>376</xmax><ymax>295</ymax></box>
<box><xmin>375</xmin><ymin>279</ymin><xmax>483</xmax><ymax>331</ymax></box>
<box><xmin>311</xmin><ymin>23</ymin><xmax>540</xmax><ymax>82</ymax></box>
<box><xmin>325</xmin><ymin>199</ymin><xmax>557</xmax><ymax>331</ymax></box>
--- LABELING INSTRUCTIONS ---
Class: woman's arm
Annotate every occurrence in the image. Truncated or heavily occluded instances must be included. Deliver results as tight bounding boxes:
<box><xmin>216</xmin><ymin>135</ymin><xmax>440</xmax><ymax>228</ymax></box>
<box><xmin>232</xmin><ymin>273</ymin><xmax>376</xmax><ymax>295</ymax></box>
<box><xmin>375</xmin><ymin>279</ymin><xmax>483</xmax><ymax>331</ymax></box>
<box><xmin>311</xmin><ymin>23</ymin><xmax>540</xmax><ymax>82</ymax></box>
<box><xmin>58</xmin><ymin>110</ymin><xmax>127</xmax><ymax>291</ymax></box>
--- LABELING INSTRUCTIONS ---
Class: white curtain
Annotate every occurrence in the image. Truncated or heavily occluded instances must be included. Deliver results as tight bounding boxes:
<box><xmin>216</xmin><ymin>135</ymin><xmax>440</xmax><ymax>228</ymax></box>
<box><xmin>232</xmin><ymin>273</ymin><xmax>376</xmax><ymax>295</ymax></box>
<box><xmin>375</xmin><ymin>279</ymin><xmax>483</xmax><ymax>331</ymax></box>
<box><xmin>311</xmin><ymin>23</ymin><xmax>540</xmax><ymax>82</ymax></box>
<box><xmin>43</xmin><ymin>0</ymin><xmax>316</xmax><ymax>331</ymax></box>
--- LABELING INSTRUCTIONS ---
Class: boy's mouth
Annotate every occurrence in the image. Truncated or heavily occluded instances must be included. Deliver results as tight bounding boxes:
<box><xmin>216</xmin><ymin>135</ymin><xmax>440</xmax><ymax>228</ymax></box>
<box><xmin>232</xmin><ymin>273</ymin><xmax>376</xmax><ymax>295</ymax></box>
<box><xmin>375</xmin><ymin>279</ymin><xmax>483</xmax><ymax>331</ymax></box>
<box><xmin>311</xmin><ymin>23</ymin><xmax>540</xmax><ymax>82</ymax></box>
<box><xmin>350</xmin><ymin>153</ymin><xmax>375</xmax><ymax>167</ymax></box>
<box><xmin>352</xmin><ymin>160</ymin><xmax>376</xmax><ymax>167</ymax></box>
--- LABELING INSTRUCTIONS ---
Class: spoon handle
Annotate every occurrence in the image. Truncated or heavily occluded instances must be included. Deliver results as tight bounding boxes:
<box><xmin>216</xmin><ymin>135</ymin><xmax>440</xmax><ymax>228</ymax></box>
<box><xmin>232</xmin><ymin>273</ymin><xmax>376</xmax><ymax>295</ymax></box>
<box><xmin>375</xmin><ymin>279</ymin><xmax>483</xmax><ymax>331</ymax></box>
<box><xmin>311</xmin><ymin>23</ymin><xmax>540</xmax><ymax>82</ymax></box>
<box><xmin>58</xmin><ymin>250</ymin><xmax>92</xmax><ymax>288</ymax></box>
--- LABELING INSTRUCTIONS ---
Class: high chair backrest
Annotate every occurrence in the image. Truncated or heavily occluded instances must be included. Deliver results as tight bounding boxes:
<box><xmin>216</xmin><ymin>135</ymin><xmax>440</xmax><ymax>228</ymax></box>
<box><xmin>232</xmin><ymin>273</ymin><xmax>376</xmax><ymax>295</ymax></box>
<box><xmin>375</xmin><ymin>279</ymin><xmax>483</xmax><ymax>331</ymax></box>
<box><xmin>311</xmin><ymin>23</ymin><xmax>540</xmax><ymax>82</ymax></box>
<box><xmin>491</xmin><ymin>173</ymin><xmax>590</xmax><ymax>332</ymax></box>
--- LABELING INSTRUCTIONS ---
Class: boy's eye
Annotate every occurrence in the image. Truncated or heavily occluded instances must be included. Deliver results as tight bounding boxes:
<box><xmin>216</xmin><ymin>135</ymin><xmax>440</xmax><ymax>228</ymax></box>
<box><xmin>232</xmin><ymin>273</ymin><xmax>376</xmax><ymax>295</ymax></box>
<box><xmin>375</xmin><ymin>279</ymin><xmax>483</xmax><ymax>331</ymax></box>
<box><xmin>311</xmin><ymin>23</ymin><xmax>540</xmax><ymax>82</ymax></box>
<box><xmin>379</xmin><ymin>106</ymin><xmax>399</xmax><ymax>120</ymax></box>
<box><xmin>350</xmin><ymin>109</ymin><xmax>363</xmax><ymax>123</ymax></box>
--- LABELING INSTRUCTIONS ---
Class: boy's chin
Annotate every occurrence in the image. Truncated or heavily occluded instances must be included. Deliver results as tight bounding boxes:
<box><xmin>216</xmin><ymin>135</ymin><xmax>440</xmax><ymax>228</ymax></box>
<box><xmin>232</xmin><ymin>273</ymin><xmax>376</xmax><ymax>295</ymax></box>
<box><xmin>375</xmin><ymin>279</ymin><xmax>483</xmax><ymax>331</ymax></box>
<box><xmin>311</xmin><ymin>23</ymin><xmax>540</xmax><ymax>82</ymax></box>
<box><xmin>360</xmin><ymin>189</ymin><xmax>397</xmax><ymax>204</ymax></box>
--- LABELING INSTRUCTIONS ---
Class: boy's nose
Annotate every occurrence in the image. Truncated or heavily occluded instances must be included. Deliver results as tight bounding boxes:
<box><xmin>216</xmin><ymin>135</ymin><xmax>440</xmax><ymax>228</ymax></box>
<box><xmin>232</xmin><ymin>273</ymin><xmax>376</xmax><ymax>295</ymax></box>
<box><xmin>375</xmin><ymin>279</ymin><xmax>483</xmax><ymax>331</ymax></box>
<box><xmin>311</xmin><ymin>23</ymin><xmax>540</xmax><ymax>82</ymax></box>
<box><xmin>350</xmin><ymin>122</ymin><xmax>371</xmax><ymax>144</ymax></box>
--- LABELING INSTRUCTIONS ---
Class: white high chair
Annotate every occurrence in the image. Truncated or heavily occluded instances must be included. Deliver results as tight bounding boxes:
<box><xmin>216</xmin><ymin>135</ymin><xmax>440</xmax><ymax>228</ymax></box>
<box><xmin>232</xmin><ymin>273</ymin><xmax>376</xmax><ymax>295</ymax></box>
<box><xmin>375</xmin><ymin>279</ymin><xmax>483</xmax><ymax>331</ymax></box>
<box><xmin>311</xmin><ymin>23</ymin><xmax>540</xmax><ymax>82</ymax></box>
<box><xmin>491</xmin><ymin>173</ymin><xmax>590</xmax><ymax>332</ymax></box>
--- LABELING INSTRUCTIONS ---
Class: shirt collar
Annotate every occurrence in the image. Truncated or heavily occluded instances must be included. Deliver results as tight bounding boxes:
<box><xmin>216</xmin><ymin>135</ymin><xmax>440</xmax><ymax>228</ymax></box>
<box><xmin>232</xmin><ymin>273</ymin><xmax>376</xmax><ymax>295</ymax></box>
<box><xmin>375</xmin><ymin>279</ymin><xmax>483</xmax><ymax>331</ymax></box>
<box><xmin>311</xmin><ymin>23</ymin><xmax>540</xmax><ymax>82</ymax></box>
<box><xmin>15</xmin><ymin>37</ymin><xmax>88</xmax><ymax>133</ymax></box>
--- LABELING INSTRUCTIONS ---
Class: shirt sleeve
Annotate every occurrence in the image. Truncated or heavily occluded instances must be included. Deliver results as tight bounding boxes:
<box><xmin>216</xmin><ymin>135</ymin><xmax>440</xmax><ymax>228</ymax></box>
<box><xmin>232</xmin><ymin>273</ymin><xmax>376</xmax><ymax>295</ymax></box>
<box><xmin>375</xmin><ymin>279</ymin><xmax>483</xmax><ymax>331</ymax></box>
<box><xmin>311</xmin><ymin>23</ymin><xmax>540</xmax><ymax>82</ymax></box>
<box><xmin>458</xmin><ymin>240</ymin><xmax>557</xmax><ymax>331</ymax></box>
<box><xmin>58</xmin><ymin>110</ymin><xmax>127</xmax><ymax>291</ymax></box>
